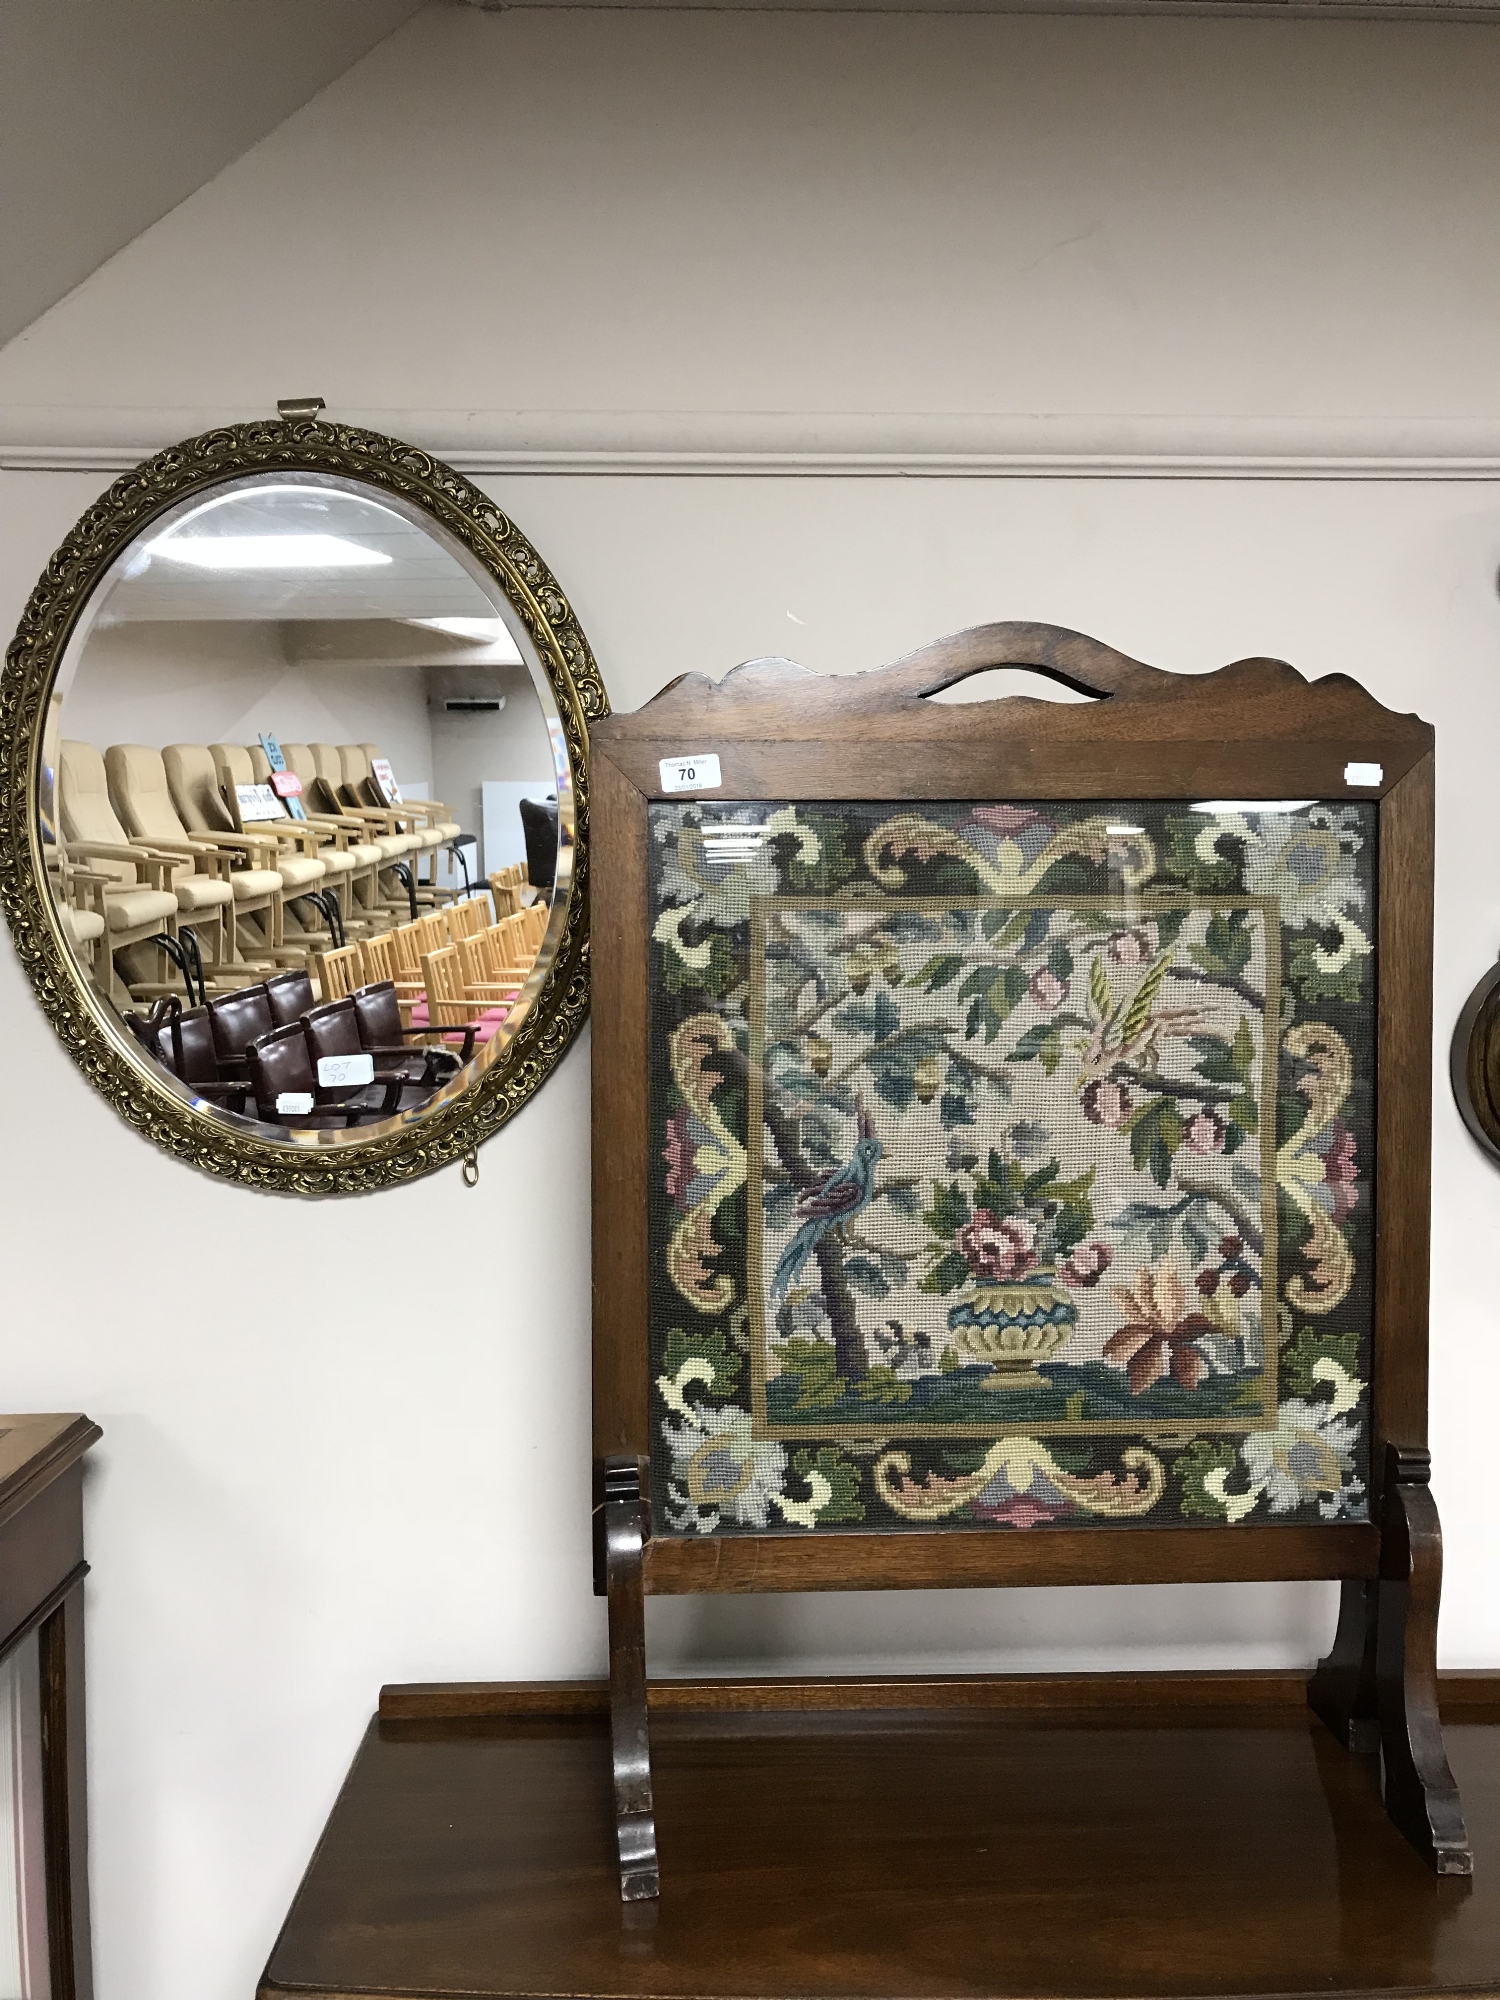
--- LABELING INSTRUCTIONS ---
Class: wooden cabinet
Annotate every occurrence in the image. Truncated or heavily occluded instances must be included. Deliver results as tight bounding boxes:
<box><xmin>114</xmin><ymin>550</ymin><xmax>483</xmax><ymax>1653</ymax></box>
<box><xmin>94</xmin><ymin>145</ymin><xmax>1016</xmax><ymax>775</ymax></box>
<box><xmin>0</xmin><ymin>1415</ymin><xmax>100</xmax><ymax>2000</ymax></box>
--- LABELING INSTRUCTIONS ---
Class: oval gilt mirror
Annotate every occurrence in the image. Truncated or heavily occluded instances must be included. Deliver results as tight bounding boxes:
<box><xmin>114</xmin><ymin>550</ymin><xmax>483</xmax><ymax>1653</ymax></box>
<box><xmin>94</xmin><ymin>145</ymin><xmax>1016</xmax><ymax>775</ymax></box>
<box><xmin>1</xmin><ymin>419</ymin><xmax>606</xmax><ymax>1193</ymax></box>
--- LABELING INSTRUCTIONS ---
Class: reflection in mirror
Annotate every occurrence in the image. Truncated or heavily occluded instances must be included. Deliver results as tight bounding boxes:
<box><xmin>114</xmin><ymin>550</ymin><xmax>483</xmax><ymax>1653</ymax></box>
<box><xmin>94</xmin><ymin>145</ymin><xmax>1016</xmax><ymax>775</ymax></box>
<box><xmin>40</xmin><ymin>474</ymin><xmax>569</xmax><ymax>1145</ymax></box>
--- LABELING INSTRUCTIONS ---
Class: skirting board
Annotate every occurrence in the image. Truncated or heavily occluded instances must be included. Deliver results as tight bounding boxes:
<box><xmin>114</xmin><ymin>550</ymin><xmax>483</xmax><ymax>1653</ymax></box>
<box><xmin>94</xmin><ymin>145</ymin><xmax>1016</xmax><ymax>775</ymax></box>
<box><xmin>379</xmin><ymin>1668</ymin><xmax>1500</xmax><ymax>1724</ymax></box>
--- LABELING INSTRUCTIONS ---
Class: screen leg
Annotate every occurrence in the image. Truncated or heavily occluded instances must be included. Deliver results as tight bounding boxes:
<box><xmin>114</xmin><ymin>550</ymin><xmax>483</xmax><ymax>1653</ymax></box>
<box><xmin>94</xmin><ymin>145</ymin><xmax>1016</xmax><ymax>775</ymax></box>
<box><xmin>1309</xmin><ymin>1577</ymin><xmax>1380</xmax><ymax>1754</ymax></box>
<box><xmin>1375</xmin><ymin>1444</ymin><xmax>1471</xmax><ymax>1876</ymax></box>
<box><xmin>601</xmin><ymin>1456</ymin><xmax>659</xmax><ymax>1902</ymax></box>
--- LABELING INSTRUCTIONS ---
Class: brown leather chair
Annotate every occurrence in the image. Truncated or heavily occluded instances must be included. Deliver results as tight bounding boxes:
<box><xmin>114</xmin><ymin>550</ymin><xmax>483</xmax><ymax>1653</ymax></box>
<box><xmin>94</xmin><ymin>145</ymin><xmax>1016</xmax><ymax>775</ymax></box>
<box><xmin>301</xmin><ymin>996</ymin><xmax>441</xmax><ymax>1107</ymax></box>
<box><xmin>266</xmin><ymin>969</ymin><xmax>316</xmax><ymax>1028</ymax></box>
<box><xmin>208</xmin><ymin>983</ymin><xmax>275</xmax><ymax>1079</ymax></box>
<box><xmin>352</xmin><ymin>979</ymin><xmax>470</xmax><ymax>1073</ymax></box>
<box><xmin>125</xmin><ymin>998</ymin><xmax>252</xmax><ymax>1112</ymax></box>
<box><xmin>246</xmin><ymin>1022</ymin><xmax>402</xmax><ymax>1128</ymax></box>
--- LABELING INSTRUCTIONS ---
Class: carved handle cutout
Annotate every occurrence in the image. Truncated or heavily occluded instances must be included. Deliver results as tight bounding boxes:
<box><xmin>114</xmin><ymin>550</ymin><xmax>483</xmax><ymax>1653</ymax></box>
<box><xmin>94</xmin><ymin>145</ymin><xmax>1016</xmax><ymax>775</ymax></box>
<box><xmin>923</xmin><ymin>667</ymin><xmax>1096</xmax><ymax>706</ymax></box>
<box><xmin>878</xmin><ymin>621</ymin><xmax>1168</xmax><ymax>706</ymax></box>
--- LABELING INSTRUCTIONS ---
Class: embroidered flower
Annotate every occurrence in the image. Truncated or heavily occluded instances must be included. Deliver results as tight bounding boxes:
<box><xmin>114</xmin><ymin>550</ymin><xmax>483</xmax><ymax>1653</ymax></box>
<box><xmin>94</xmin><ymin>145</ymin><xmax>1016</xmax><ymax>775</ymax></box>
<box><xmin>1082</xmin><ymin>1078</ymin><xmax>1133</xmax><ymax>1128</ymax></box>
<box><xmin>1209</xmin><ymin>1360</ymin><xmax>1363</xmax><ymax>1522</ymax></box>
<box><xmin>973</xmin><ymin>1493</ymin><xmax>1067</xmax><ymax>1529</ymax></box>
<box><xmin>1320</xmin><ymin>1119</ymin><xmax>1359</xmax><ymax>1224</ymax></box>
<box><xmin>1028</xmin><ymin>967</ymin><xmax>1068</xmax><ymax>1010</ymax></box>
<box><xmin>957</xmin><ymin>1208</ymin><xmax>1038</xmax><ymax>1282</ymax></box>
<box><xmin>1107</xmin><ymin>928</ymin><xmax>1152</xmax><ymax>967</ymax></box>
<box><xmin>1183</xmin><ymin>1109</ymin><xmax>1228</xmax><ymax>1155</ymax></box>
<box><xmin>970</xmin><ymin>805</ymin><xmax>1040</xmax><ymax>836</ymax></box>
<box><xmin>1197</xmin><ymin>805</ymin><xmax>1368</xmax><ymax>949</ymax></box>
<box><xmin>1102</xmin><ymin>1259</ymin><xmax>1215</xmax><ymax>1394</ymax></box>
<box><xmin>663</xmin><ymin>1105</ymin><xmax>698</xmax><ymax>1206</ymax></box>
<box><xmin>663</xmin><ymin>1404</ymin><xmax>796</xmax><ymax>1532</ymax></box>
<box><xmin>1060</xmin><ymin>1240</ymin><xmax>1113</xmax><ymax>1289</ymax></box>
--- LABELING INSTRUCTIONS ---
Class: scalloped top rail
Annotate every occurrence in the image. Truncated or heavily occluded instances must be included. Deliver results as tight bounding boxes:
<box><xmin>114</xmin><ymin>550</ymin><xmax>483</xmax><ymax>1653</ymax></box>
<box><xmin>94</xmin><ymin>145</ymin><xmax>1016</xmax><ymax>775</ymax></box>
<box><xmin>607</xmin><ymin>622</ymin><xmax>1431</xmax><ymax>765</ymax></box>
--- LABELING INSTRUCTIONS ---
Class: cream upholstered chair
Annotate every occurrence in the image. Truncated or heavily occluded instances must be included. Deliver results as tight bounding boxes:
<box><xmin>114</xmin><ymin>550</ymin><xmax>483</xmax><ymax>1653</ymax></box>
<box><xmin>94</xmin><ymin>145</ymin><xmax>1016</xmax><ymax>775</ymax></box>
<box><xmin>307</xmin><ymin>742</ymin><xmax>424</xmax><ymax>915</ymax></box>
<box><xmin>302</xmin><ymin>740</ymin><xmax>426</xmax><ymax>916</ymax></box>
<box><xmin>45</xmin><ymin>849</ymin><xmax>108</xmax><ymax>968</ymax></box>
<box><xmin>162</xmin><ymin>744</ymin><xmax>288</xmax><ymax>959</ymax></box>
<box><xmin>56</xmin><ymin>742</ymin><xmax>180</xmax><ymax>1003</ymax></box>
<box><xmin>308</xmin><ymin>744</ymin><xmax>420</xmax><ymax>854</ymax></box>
<box><xmin>209</xmin><ymin>744</ymin><xmax>332</xmax><ymax>942</ymax></box>
<box><xmin>246</xmin><ymin>742</ymin><xmax>385</xmax><ymax>926</ymax></box>
<box><xmin>343</xmin><ymin>740</ymin><xmax>463</xmax><ymax>906</ymax></box>
<box><xmin>104</xmin><ymin>745</ymin><xmax>234</xmax><ymax>968</ymax></box>
<box><xmin>353</xmin><ymin>742</ymin><xmax>461</xmax><ymax>841</ymax></box>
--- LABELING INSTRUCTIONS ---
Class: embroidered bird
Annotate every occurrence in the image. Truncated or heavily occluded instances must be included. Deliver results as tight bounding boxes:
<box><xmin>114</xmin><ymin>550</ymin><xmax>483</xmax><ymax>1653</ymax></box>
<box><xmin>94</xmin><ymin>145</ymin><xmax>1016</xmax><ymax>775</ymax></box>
<box><xmin>770</xmin><ymin>1103</ymin><xmax>884</xmax><ymax>1302</ymax></box>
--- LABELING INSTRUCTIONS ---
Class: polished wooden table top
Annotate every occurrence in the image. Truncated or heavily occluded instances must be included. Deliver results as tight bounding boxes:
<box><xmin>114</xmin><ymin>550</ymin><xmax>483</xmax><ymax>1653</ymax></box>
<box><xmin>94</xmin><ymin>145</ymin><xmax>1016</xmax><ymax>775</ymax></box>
<box><xmin>261</xmin><ymin>1686</ymin><xmax>1500</xmax><ymax>2000</ymax></box>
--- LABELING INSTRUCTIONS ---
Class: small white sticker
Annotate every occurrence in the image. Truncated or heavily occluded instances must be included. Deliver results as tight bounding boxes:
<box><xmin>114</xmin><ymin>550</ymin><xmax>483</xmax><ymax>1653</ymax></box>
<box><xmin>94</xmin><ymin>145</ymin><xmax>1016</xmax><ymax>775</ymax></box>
<box><xmin>317</xmin><ymin>1052</ymin><xmax>375</xmax><ymax>1088</ymax></box>
<box><xmin>659</xmin><ymin>753</ymin><xmax>722</xmax><ymax>795</ymax></box>
<box><xmin>275</xmin><ymin>1092</ymin><xmax>316</xmax><ymax>1115</ymax></box>
<box><xmin>1344</xmin><ymin>761</ymin><xmax>1383</xmax><ymax>787</ymax></box>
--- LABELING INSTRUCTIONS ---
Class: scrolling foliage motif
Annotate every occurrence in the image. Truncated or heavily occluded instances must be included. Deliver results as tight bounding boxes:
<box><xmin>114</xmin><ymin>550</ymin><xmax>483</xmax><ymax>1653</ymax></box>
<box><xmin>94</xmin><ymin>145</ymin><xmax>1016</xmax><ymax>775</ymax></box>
<box><xmin>0</xmin><ymin>418</ymin><xmax>607</xmax><ymax>1195</ymax></box>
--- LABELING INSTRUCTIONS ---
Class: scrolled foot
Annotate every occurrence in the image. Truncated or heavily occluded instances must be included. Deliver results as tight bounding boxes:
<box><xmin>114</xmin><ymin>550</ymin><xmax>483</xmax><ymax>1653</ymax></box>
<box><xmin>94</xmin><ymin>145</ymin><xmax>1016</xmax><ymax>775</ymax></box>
<box><xmin>1377</xmin><ymin>1444</ymin><xmax>1472</xmax><ymax>1876</ymax></box>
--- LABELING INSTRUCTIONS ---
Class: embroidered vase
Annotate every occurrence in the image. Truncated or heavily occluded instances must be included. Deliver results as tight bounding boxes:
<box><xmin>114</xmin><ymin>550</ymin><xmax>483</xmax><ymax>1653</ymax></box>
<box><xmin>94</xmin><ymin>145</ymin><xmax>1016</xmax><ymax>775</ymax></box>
<box><xmin>947</xmin><ymin>1270</ymin><xmax>1077</xmax><ymax>1390</ymax></box>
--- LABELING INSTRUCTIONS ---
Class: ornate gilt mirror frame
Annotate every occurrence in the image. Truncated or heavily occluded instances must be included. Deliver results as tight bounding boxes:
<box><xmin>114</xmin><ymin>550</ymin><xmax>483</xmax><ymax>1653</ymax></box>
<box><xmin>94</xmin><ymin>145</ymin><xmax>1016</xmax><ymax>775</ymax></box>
<box><xmin>0</xmin><ymin>417</ymin><xmax>607</xmax><ymax>1194</ymax></box>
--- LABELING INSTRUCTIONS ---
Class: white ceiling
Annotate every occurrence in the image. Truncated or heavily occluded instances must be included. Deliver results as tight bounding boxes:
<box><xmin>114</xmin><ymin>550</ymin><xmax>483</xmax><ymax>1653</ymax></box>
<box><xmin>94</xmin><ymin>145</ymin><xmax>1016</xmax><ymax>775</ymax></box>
<box><xmin>0</xmin><ymin>0</ymin><xmax>426</xmax><ymax>350</ymax></box>
<box><xmin>94</xmin><ymin>479</ymin><xmax>509</xmax><ymax>628</ymax></box>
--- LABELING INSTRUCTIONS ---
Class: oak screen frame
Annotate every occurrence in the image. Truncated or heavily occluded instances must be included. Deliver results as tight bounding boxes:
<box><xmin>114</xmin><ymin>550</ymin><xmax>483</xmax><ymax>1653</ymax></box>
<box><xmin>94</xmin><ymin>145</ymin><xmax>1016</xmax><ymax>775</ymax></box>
<box><xmin>590</xmin><ymin>621</ymin><xmax>1434</xmax><ymax>1599</ymax></box>
<box><xmin>0</xmin><ymin>418</ymin><xmax>608</xmax><ymax>1197</ymax></box>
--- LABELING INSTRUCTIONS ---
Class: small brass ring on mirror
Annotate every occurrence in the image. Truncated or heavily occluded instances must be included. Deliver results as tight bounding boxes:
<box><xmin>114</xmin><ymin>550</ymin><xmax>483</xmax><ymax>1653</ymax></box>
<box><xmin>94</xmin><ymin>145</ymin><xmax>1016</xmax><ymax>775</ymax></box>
<box><xmin>1</xmin><ymin>418</ymin><xmax>608</xmax><ymax>1195</ymax></box>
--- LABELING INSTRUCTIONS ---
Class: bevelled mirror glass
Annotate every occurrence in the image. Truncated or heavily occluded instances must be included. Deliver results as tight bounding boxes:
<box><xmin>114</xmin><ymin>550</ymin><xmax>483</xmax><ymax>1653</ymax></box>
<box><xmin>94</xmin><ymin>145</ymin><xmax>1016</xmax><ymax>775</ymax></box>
<box><xmin>2</xmin><ymin>421</ymin><xmax>605</xmax><ymax>1193</ymax></box>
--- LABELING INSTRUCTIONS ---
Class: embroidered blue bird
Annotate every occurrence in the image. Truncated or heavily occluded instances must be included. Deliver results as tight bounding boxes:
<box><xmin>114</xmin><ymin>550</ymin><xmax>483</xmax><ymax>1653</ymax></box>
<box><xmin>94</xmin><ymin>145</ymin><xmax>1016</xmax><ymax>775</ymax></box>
<box><xmin>771</xmin><ymin>1104</ymin><xmax>884</xmax><ymax>1302</ymax></box>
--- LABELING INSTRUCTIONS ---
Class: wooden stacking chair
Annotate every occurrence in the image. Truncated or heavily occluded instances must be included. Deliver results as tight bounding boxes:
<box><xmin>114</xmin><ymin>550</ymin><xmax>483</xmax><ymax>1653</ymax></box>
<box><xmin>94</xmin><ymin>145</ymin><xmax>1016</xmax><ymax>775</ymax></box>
<box><xmin>456</xmin><ymin>933</ymin><xmax>523</xmax><ymax>1004</ymax></box>
<box><xmin>445</xmin><ymin>897</ymin><xmax>492</xmax><ymax>945</ymax></box>
<box><xmin>420</xmin><ymin>943</ymin><xmax>513</xmax><ymax>1045</ymax></box>
<box><xmin>477</xmin><ymin>920</ymin><xmax>527</xmax><ymax>984</ymax></box>
<box><xmin>315</xmin><ymin>944</ymin><xmax>363</xmax><ymax>1003</ymax></box>
<box><xmin>357</xmin><ymin>930</ymin><xmax>424</xmax><ymax>1026</ymax></box>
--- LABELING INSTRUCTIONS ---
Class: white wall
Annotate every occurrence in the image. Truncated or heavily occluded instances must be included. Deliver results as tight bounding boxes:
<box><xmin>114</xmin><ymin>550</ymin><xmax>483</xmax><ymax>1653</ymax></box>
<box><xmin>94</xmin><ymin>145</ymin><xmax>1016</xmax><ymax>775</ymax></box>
<box><xmin>62</xmin><ymin>622</ymin><xmax>435</xmax><ymax>783</ymax></box>
<box><xmin>2</xmin><ymin>11</ymin><xmax>1500</xmax><ymax>2000</ymax></box>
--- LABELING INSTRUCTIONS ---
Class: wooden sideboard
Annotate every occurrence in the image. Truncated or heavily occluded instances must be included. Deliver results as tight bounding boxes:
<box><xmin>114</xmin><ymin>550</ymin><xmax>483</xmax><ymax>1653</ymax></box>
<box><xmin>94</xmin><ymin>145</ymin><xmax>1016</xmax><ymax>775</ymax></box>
<box><xmin>1</xmin><ymin>1413</ymin><xmax>101</xmax><ymax>2000</ymax></box>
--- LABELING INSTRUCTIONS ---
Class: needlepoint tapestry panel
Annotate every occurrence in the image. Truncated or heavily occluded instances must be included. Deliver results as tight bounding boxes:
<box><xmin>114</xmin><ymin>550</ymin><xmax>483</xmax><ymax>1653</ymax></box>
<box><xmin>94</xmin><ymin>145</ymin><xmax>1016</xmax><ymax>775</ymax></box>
<box><xmin>647</xmin><ymin>800</ymin><xmax>1376</xmax><ymax>1537</ymax></box>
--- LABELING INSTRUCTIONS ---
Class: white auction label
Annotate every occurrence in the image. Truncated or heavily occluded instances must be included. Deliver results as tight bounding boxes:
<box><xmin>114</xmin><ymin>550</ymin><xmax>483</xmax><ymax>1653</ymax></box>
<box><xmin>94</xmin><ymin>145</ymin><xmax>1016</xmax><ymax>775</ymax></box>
<box><xmin>317</xmin><ymin>1052</ymin><xmax>375</xmax><ymax>1088</ymax></box>
<box><xmin>1344</xmin><ymin>761</ymin><xmax>1383</xmax><ymax>787</ymax></box>
<box><xmin>659</xmin><ymin>753</ymin><xmax>722</xmax><ymax>795</ymax></box>
<box><xmin>275</xmin><ymin>1092</ymin><xmax>316</xmax><ymax>1115</ymax></box>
